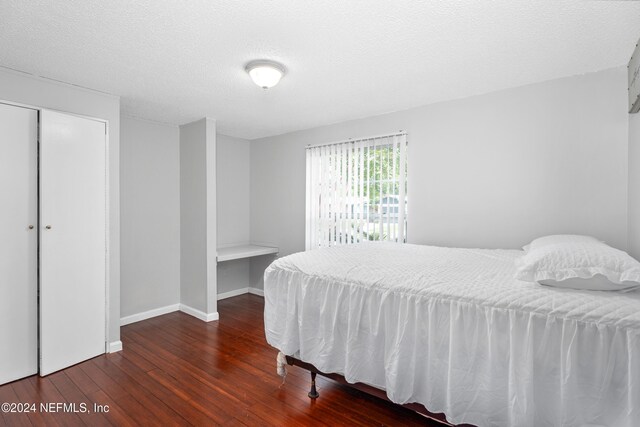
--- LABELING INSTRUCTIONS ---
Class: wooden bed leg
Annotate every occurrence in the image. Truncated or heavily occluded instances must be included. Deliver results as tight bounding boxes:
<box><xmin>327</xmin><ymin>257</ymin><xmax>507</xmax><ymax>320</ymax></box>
<box><xmin>308</xmin><ymin>372</ymin><xmax>319</xmax><ymax>399</ymax></box>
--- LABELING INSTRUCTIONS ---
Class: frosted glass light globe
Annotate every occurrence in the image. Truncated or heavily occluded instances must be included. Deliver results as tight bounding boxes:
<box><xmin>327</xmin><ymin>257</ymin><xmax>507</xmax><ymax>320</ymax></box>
<box><xmin>246</xmin><ymin>60</ymin><xmax>285</xmax><ymax>89</ymax></box>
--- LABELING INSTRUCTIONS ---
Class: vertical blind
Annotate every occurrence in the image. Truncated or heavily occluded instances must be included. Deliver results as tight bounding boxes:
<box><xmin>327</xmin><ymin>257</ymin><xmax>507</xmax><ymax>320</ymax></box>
<box><xmin>305</xmin><ymin>132</ymin><xmax>408</xmax><ymax>250</ymax></box>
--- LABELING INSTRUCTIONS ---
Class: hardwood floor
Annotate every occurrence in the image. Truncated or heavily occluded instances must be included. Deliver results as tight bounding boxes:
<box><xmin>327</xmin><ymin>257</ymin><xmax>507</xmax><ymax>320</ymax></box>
<box><xmin>0</xmin><ymin>294</ymin><xmax>440</xmax><ymax>426</ymax></box>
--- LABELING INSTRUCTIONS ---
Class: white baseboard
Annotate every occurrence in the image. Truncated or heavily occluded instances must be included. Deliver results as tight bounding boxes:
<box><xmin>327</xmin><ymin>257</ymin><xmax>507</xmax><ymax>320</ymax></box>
<box><xmin>248</xmin><ymin>287</ymin><xmax>264</xmax><ymax>297</ymax></box>
<box><xmin>119</xmin><ymin>292</ymin><xmax>261</xmax><ymax>328</ymax></box>
<box><xmin>217</xmin><ymin>287</ymin><xmax>264</xmax><ymax>300</ymax></box>
<box><xmin>217</xmin><ymin>287</ymin><xmax>249</xmax><ymax>300</ymax></box>
<box><xmin>108</xmin><ymin>340</ymin><xmax>123</xmax><ymax>353</ymax></box>
<box><xmin>120</xmin><ymin>303</ymin><xmax>180</xmax><ymax>326</ymax></box>
<box><xmin>179</xmin><ymin>304</ymin><xmax>219</xmax><ymax>322</ymax></box>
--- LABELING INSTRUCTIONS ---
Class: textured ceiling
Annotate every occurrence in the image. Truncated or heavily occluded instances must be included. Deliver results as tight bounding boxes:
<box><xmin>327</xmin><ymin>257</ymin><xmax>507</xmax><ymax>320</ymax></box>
<box><xmin>1</xmin><ymin>1</ymin><xmax>640</xmax><ymax>139</ymax></box>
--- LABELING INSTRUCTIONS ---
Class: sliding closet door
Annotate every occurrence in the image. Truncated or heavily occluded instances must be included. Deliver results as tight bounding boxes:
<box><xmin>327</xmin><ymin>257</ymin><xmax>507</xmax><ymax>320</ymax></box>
<box><xmin>39</xmin><ymin>110</ymin><xmax>106</xmax><ymax>376</ymax></box>
<box><xmin>0</xmin><ymin>103</ymin><xmax>38</xmax><ymax>385</ymax></box>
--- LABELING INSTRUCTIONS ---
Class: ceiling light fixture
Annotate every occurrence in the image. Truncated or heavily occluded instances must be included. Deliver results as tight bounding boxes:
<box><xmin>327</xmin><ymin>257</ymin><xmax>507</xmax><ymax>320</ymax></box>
<box><xmin>245</xmin><ymin>60</ymin><xmax>285</xmax><ymax>89</ymax></box>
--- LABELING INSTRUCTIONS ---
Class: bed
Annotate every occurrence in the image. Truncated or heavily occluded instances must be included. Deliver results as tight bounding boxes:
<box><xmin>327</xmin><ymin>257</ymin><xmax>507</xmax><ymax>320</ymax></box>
<box><xmin>263</xmin><ymin>242</ymin><xmax>640</xmax><ymax>427</ymax></box>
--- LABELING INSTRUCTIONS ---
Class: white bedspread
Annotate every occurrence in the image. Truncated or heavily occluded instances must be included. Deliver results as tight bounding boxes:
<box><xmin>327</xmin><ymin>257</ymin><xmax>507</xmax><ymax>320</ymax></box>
<box><xmin>263</xmin><ymin>243</ymin><xmax>640</xmax><ymax>427</ymax></box>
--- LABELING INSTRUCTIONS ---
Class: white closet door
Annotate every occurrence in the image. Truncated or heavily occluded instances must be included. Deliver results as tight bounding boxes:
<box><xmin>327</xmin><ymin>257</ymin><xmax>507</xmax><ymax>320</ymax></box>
<box><xmin>39</xmin><ymin>110</ymin><xmax>106</xmax><ymax>376</ymax></box>
<box><xmin>0</xmin><ymin>103</ymin><xmax>38</xmax><ymax>385</ymax></box>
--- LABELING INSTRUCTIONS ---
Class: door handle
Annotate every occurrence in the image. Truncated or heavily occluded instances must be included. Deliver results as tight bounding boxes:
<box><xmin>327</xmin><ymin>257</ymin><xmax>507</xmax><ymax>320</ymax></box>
<box><xmin>45</xmin><ymin>225</ymin><xmax>52</xmax><ymax>230</ymax></box>
<box><xmin>28</xmin><ymin>225</ymin><xmax>34</xmax><ymax>230</ymax></box>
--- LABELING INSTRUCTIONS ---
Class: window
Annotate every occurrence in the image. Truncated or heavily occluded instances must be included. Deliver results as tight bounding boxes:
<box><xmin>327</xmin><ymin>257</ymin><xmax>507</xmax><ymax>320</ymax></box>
<box><xmin>305</xmin><ymin>132</ymin><xmax>408</xmax><ymax>249</ymax></box>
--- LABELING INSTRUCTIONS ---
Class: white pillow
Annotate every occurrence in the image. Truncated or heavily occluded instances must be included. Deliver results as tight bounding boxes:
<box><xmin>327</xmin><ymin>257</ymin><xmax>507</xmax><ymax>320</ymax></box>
<box><xmin>515</xmin><ymin>235</ymin><xmax>640</xmax><ymax>291</ymax></box>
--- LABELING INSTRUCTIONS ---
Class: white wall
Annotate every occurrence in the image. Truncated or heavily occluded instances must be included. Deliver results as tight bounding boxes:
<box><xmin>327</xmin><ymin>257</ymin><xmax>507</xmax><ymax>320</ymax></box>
<box><xmin>628</xmin><ymin>112</ymin><xmax>640</xmax><ymax>259</ymax></box>
<box><xmin>216</xmin><ymin>134</ymin><xmax>252</xmax><ymax>295</ymax></box>
<box><xmin>121</xmin><ymin>117</ymin><xmax>180</xmax><ymax>318</ymax></box>
<box><xmin>180</xmin><ymin>118</ymin><xmax>218</xmax><ymax>318</ymax></box>
<box><xmin>250</xmin><ymin>67</ymin><xmax>629</xmax><ymax>287</ymax></box>
<box><xmin>0</xmin><ymin>68</ymin><xmax>122</xmax><ymax>348</ymax></box>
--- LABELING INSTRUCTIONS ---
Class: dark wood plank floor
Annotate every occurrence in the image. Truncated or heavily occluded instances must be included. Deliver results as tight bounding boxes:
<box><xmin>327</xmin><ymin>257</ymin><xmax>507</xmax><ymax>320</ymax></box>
<box><xmin>0</xmin><ymin>294</ymin><xmax>439</xmax><ymax>426</ymax></box>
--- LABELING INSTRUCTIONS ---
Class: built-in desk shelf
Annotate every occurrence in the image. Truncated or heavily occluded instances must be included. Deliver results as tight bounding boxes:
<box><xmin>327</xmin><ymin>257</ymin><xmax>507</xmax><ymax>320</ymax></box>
<box><xmin>216</xmin><ymin>244</ymin><xmax>279</xmax><ymax>262</ymax></box>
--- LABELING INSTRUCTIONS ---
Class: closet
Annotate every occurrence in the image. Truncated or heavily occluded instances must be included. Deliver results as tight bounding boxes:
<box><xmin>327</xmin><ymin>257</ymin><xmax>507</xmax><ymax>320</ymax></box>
<box><xmin>0</xmin><ymin>103</ymin><xmax>107</xmax><ymax>384</ymax></box>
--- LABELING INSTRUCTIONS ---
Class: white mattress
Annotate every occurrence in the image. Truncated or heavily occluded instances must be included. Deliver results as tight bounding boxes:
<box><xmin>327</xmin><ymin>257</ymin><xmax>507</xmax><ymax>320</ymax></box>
<box><xmin>263</xmin><ymin>243</ymin><xmax>640</xmax><ymax>427</ymax></box>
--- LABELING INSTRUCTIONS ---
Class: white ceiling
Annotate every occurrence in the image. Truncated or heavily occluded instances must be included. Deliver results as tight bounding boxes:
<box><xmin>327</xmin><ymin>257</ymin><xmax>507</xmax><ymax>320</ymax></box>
<box><xmin>1</xmin><ymin>1</ymin><xmax>640</xmax><ymax>140</ymax></box>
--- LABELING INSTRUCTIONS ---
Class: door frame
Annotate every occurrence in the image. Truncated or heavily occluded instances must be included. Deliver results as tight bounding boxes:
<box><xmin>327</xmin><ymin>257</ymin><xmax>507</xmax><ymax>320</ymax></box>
<box><xmin>0</xmin><ymin>98</ymin><xmax>111</xmax><ymax>356</ymax></box>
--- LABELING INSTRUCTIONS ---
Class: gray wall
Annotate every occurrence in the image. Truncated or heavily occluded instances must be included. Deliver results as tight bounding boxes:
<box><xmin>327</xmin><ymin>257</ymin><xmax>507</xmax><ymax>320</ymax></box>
<box><xmin>180</xmin><ymin>118</ymin><xmax>217</xmax><ymax>315</ymax></box>
<box><xmin>204</xmin><ymin>120</ymin><xmax>218</xmax><ymax>314</ymax></box>
<box><xmin>250</xmin><ymin>67</ymin><xmax>629</xmax><ymax>288</ymax></box>
<box><xmin>628</xmin><ymin>112</ymin><xmax>640</xmax><ymax>259</ymax></box>
<box><xmin>0</xmin><ymin>68</ymin><xmax>122</xmax><ymax>347</ymax></box>
<box><xmin>121</xmin><ymin>117</ymin><xmax>180</xmax><ymax>317</ymax></box>
<box><xmin>216</xmin><ymin>134</ymin><xmax>251</xmax><ymax>295</ymax></box>
<box><xmin>217</xmin><ymin>134</ymin><xmax>251</xmax><ymax>247</ymax></box>
<box><xmin>217</xmin><ymin>259</ymin><xmax>250</xmax><ymax>295</ymax></box>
